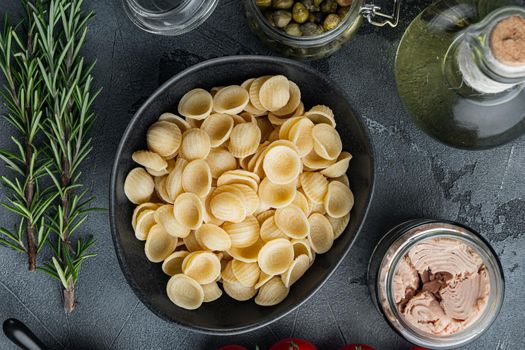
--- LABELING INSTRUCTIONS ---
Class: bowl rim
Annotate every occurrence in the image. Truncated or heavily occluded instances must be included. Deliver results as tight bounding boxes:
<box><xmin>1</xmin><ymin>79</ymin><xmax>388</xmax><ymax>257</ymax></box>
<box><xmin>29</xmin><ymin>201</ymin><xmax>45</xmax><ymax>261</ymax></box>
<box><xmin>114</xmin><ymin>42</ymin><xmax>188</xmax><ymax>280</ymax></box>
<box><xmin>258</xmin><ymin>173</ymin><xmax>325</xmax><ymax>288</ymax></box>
<box><xmin>109</xmin><ymin>55</ymin><xmax>376</xmax><ymax>335</ymax></box>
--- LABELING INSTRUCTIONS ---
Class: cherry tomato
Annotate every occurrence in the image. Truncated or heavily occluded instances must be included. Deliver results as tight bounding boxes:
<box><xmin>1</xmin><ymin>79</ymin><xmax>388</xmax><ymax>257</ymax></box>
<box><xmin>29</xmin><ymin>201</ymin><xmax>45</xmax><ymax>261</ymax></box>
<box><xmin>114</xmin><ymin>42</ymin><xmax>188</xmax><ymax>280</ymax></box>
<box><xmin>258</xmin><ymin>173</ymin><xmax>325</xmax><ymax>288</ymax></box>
<box><xmin>217</xmin><ymin>346</ymin><xmax>249</xmax><ymax>350</ymax></box>
<box><xmin>338</xmin><ymin>345</ymin><xmax>375</xmax><ymax>350</ymax></box>
<box><xmin>270</xmin><ymin>338</ymin><xmax>317</xmax><ymax>350</ymax></box>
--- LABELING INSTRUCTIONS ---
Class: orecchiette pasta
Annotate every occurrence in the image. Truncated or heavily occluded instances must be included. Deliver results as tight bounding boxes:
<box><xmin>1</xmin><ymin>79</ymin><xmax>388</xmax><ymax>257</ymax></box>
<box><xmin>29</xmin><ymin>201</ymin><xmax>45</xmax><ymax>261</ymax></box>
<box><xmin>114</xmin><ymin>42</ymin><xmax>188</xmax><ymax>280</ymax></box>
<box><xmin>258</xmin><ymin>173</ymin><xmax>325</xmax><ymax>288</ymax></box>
<box><xmin>124</xmin><ymin>75</ymin><xmax>355</xmax><ymax>310</ymax></box>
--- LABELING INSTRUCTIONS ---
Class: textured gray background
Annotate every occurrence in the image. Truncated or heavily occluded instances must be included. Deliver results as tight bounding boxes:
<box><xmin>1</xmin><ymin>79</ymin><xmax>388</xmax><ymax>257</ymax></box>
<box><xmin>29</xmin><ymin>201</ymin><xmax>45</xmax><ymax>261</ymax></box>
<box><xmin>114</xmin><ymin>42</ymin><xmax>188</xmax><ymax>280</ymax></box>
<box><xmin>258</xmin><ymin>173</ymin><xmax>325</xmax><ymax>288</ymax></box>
<box><xmin>0</xmin><ymin>0</ymin><xmax>524</xmax><ymax>349</ymax></box>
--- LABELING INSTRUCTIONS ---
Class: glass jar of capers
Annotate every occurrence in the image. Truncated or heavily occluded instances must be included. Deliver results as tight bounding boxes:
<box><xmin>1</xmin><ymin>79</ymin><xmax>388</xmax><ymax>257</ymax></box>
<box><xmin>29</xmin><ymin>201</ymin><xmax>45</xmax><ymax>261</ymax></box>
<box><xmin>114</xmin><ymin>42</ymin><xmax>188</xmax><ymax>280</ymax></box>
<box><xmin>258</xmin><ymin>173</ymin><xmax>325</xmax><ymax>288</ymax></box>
<box><xmin>244</xmin><ymin>0</ymin><xmax>401</xmax><ymax>59</ymax></box>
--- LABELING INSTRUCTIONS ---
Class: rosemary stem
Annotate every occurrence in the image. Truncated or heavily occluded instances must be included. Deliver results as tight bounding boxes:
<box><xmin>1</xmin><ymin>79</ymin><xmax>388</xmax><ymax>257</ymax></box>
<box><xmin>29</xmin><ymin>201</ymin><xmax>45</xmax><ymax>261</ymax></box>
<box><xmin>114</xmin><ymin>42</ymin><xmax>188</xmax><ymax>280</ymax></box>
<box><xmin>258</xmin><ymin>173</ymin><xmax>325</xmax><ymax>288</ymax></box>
<box><xmin>63</xmin><ymin>279</ymin><xmax>76</xmax><ymax>313</ymax></box>
<box><xmin>24</xmin><ymin>138</ymin><xmax>37</xmax><ymax>271</ymax></box>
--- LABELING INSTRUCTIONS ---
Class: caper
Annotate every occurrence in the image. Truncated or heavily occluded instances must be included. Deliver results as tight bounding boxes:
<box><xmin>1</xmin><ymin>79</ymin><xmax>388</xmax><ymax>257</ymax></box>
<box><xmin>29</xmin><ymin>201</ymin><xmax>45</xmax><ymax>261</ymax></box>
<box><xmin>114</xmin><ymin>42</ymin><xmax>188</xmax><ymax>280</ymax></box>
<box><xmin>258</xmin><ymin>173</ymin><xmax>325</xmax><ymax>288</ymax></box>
<box><xmin>272</xmin><ymin>10</ymin><xmax>292</xmax><ymax>28</ymax></box>
<box><xmin>284</xmin><ymin>23</ymin><xmax>303</xmax><ymax>36</ymax></box>
<box><xmin>337</xmin><ymin>6</ymin><xmax>350</xmax><ymax>17</ymax></box>
<box><xmin>256</xmin><ymin>0</ymin><xmax>272</xmax><ymax>8</ymax></box>
<box><xmin>323</xmin><ymin>13</ymin><xmax>340</xmax><ymax>30</ymax></box>
<box><xmin>300</xmin><ymin>0</ymin><xmax>315</xmax><ymax>11</ymax></box>
<box><xmin>264</xmin><ymin>10</ymin><xmax>276</xmax><ymax>26</ymax></box>
<box><xmin>272</xmin><ymin>0</ymin><xmax>294</xmax><ymax>9</ymax></box>
<box><xmin>308</xmin><ymin>12</ymin><xmax>324</xmax><ymax>23</ymax></box>
<box><xmin>292</xmin><ymin>2</ymin><xmax>309</xmax><ymax>24</ymax></box>
<box><xmin>300</xmin><ymin>22</ymin><xmax>324</xmax><ymax>36</ymax></box>
<box><xmin>313</xmin><ymin>0</ymin><xmax>324</xmax><ymax>6</ymax></box>
<box><xmin>336</xmin><ymin>0</ymin><xmax>352</xmax><ymax>6</ymax></box>
<box><xmin>320</xmin><ymin>0</ymin><xmax>337</xmax><ymax>13</ymax></box>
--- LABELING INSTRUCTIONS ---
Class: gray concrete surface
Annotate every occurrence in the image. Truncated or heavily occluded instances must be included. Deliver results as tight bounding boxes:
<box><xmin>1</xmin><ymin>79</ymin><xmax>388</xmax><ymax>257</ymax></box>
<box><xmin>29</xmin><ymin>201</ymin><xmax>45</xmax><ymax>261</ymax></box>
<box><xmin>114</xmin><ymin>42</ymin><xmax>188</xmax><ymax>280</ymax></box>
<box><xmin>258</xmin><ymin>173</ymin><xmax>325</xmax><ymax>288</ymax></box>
<box><xmin>0</xmin><ymin>0</ymin><xmax>523</xmax><ymax>349</ymax></box>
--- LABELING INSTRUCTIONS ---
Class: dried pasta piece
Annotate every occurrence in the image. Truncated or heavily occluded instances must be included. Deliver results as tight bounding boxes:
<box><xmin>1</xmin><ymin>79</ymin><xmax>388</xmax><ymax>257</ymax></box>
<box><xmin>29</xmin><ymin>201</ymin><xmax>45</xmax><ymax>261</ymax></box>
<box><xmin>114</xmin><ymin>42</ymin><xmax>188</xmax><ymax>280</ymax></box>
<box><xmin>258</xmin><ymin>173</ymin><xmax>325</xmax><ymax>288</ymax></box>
<box><xmin>259</xmin><ymin>75</ymin><xmax>290</xmax><ymax>112</ymax></box>
<box><xmin>124</xmin><ymin>168</ymin><xmax>154</xmax><ymax>204</ymax></box>
<box><xmin>223</xmin><ymin>280</ymin><xmax>257</xmax><ymax>301</ymax></box>
<box><xmin>210</xmin><ymin>86</ymin><xmax>224</xmax><ymax>97</ymax></box>
<box><xmin>146</xmin><ymin>158</ymin><xmax>175</xmax><ymax>177</ymax></box>
<box><xmin>186</xmin><ymin>116</ymin><xmax>203</xmax><ymax>129</ymax></box>
<box><xmin>132</xmin><ymin>150</ymin><xmax>167</xmax><ymax>172</ymax></box>
<box><xmin>183</xmin><ymin>231</ymin><xmax>204</xmax><ymax>252</ymax></box>
<box><xmin>249</xmin><ymin>76</ymin><xmax>271</xmax><ymax>111</ymax></box>
<box><xmin>217</xmin><ymin>169</ymin><xmax>260</xmax><ymax>192</ymax></box>
<box><xmin>162</xmin><ymin>250</ymin><xmax>190</xmax><ymax>276</ymax></box>
<box><xmin>144</xmin><ymin>224</ymin><xmax>178</xmax><ymax>263</ymax></box>
<box><xmin>257</xmin><ymin>117</ymin><xmax>274</xmax><ymax>142</ymax></box>
<box><xmin>206</xmin><ymin>147</ymin><xmax>237</xmax><ymax>179</ymax></box>
<box><xmin>288</xmin><ymin>118</ymin><xmax>315</xmax><ymax>157</ymax></box>
<box><xmin>274</xmin><ymin>205</ymin><xmax>310</xmax><ymax>239</ymax></box>
<box><xmin>202</xmin><ymin>188</ymin><xmax>224</xmax><ymax>226</ymax></box>
<box><xmin>320</xmin><ymin>151</ymin><xmax>352</xmax><ymax>178</ymax></box>
<box><xmin>178</xmin><ymin>88</ymin><xmax>213</xmax><ymax>120</ymax></box>
<box><xmin>334</xmin><ymin>174</ymin><xmax>350</xmax><ymax>187</ymax></box>
<box><xmin>154</xmin><ymin>176</ymin><xmax>171</xmax><ymax>204</ymax></box>
<box><xmin>291</xmin><ymin>190</ymin><xmax>310</xmax><ymax>216</ymax></box>
<box><xmin>278</xmin><ymin>116</ymin><xmax>303</xmax><ymax>140</ymax></box>
<box><xmin>155</xmin><ymin>204</ymin><xmax>191</xmax><ymax>238</ymax></box>
<box><xmin>241</xmin><ymin>78</ymin><xmax>266</xmax><ymax>115</ymax></box>
<box><xmin>210</xmin><ymin>192</ymin><xmax>246</xmax><ymax>223</ymax></box>
<box><xmin>213</xmin><ymin>85</ymin><xmax>250</xmax><ymax>115</ymax></box>
<box><xmin>166</xmin><ymin>274</ymin><xmax>204</xmax><ymax>310</ymax></box>
<box><xmin>223</xmin><ymin>216</ymin><xmax>260</xmax><ymax>248</ymax></box>
<box><xmin>200</xmin><ymin>113</ymin><xmax>234</xmax><ymax>147</ymax></box>
<box><xmin>195</xmin><ymin>224</ymin><xmax>231</xmax><ymax>251</ymax></box>
<box><xmin>263</xmin><ymin>144</ymin><xmax>302</xmax><ymax>185</ymax></box>
<box><xmin>228</xmin><ymin>239</ymin><xmax>264</xmax><ymax>263</ymax></box>
<box><xmin>255</xmin><ymin>277</ymin><xmax>289</xmax><ymax>306</ymax></box>
<box><xmin>255</xmin><ymin>271</ymin><xmax>273</xmax><ymax>289</ymax></box>
<box><xmin>228</xmin><ymin>122</ymin><xmax>261</xmax><ymax>158</ymax></box>
<box><xmin>258</xmin><ymin>177</ymin><xmax>297</xmax><ymax>209</ymax></box>
<box><xmin>256</xmin><ymin>209</ymin><xmax>276</xmax><ymax>225</ymax></box>
<box><xmin>221</xmin><ymin>260</ymin><xmax>237</xmax><ymax>283</ymax></box>
<box><xmin>310</xmin><ymin>201</ymin><xmax>326</xmax><ymax>215</ymax></box>
<box><xmin>134</xmin><ymin>209</ymin><xmax>156</xmax><ymax>241</ymax></box>
<box><xmin>302</xmin><ymin>150</ymin><xmax>336</xmax><ymax>170</ymax></box>
<box><xmin>327</xmin><ymin>213</ymin><xmax>350</xmax><ymax>239</ymax></box>
<box><xmin>281</xmin><ymin>254</ymin><xmax>310</xmax><ymax>288</ymax></box>
<box><xmin>312</xmin><ymin>124</ymin><xmax>342</xmax><ymax>161</ymax></box>
<box><xmin>307</xmin><ymin>213</ymin><xmax>334</xmax><ymax>254</ymax></box>
<box><xmin>232</xmin><ymin>260</ymin><xmax>261</xmax><ymax>288</ymax></box>
<box><xmin>173</xmin><ymin>192</ymin><xmax>204</xmax><ymax>230</ymax></box>
<box><xmin>304</xmin><ymin>105</ymin><xmax>336</xmax><ymax>127</ymax></box>
<box><xmin>300</xmin><ymin>172</ymin><xmax>328</xmax><ymax>204</ymax></box>
<box><xmin>291</xmin><ymin>239</ymin><xmax>314</xmax><ymax>262</ymax></box>
<box><xmin>182</xmin><ymin>251</ymin><xmax>221</xmax><ymax>285</ymax></box>
<box><xmin>146</xmin><ymin>121</ymin><xmax>182</xmax><ymax>158</ymax></box>
<box><xmin>324</xmin><ymin>181</ymin><xmax>354</xmax><ymax>219</ymax></box>
<box><xmin>180</xmin><ymin>128</ymin><xmax>211</xmax><ymax>161</ymax></box>
<box><xmin>158</xmin><ymin>112</ymin><xmax>191</xmax><ymax>132</ymax></box>
<box><xmin>132</xmin><ymin>202</ymin><xmax>159</xmax><ymax>231</ymax></box>
<box><xmin>165</xmin><ymin>158</ymin><xmax>188</xmax><ymax>201</ymax></box>
<box><xmin>202</xmin><ymin>282</ymin><xmax>223</xmax><ymax>302</ymax></box>
<box><xmin>260</xmin><ymin>216</ymin><xmax>287</xmax><ymax>242</ymax></box>
<box><xmin>272</xmin><ymin>81</ymin><xmax>301</xmax><ymax>117</ymax></box>
<box><xmin>230</xmin><ymin>184</ymin><xmax>260</xmax><ymax>215</ymax></box>
<box><xmin>258</xmin><ymin>238</ymin><xmax>294</xmax><ymax>275</ymax></box>
<box><xmin>181</xmin><ymin>159</ymin><xmax>212</xmax><ymax>198</ymax></box>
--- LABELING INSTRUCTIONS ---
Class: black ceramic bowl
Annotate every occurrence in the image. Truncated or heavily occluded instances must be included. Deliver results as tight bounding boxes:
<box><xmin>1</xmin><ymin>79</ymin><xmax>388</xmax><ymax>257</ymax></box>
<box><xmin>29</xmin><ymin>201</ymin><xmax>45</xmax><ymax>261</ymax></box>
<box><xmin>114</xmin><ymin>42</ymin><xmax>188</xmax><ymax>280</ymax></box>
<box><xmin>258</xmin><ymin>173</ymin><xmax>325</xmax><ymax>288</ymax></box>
<box><xmin>110</xmin><ymin>56</ymin><xmax>374</xmax><ymax>335</ymax></box>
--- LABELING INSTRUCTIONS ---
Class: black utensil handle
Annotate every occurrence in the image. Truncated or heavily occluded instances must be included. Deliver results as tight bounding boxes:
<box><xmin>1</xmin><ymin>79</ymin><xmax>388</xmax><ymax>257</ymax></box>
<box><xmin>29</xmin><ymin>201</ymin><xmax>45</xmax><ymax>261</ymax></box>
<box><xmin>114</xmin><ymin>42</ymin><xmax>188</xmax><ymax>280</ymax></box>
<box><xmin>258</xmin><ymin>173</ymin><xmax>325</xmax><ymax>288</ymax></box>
<box><xmin>3</xmin><ymin>319</ymin><xmax>48</xmax><ymax>350</ymax></box>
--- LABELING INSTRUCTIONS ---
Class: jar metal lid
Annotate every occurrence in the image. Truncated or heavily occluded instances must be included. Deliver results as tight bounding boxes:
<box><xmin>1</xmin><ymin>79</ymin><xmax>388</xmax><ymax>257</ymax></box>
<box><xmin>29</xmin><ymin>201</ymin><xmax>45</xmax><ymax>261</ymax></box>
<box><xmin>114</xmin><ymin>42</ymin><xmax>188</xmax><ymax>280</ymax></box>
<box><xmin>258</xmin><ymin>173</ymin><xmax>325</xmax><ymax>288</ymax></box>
<box><xmin>122</xmin><ymin>0</ymin><xmax>219</xmax><ymax>36</ymax></box>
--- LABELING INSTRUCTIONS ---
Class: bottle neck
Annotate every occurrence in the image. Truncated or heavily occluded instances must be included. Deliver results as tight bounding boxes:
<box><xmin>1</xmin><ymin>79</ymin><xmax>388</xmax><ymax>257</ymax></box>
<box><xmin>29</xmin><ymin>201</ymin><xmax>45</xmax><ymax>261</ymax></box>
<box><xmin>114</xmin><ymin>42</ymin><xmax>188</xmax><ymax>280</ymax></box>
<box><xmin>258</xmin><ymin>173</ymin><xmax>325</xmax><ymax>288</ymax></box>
<box><xmin>446</xmin><ymin>7</ymin><xmax>525</xmax><ymax>96</ymax></box>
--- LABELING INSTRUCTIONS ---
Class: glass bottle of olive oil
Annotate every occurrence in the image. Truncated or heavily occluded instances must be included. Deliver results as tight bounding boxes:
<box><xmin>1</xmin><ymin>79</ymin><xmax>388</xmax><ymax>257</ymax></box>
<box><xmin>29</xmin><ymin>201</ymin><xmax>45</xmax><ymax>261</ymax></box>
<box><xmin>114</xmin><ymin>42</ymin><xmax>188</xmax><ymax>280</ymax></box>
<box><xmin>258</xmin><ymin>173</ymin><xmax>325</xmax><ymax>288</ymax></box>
<box><xmin>395</xmin><ymin>0</ymin><xmax>525</xmax><ymax>149</ymax></box>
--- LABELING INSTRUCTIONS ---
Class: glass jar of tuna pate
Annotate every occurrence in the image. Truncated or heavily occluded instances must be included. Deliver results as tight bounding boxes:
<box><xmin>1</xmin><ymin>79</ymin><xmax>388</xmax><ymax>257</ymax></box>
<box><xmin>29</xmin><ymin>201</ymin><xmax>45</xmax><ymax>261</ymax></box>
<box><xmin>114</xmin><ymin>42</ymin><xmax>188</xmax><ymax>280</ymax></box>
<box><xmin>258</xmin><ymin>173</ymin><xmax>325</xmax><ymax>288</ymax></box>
<box><xmin>368</xmin><ymin>219</ymin><xmax>505</xmax><ymax>349</ymax></box>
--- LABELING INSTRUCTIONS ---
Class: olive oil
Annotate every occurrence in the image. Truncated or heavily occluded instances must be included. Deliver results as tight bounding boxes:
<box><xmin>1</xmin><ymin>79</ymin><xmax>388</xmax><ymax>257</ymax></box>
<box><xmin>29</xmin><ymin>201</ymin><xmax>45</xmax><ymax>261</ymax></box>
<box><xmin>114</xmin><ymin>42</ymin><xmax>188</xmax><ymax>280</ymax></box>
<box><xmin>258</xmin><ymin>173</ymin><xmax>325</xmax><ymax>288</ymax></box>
<box><xmin>395</xmin><ymin>0</ymin><xmax>525</xmax><ymax>149</ymax></box>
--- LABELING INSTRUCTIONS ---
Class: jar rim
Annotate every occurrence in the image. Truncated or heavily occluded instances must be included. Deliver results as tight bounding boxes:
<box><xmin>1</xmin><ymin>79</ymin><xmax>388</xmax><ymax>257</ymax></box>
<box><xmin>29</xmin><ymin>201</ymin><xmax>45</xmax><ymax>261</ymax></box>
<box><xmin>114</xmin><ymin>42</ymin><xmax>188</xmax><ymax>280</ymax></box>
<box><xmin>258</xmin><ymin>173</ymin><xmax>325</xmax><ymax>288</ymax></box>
<box><xmin>246</xmin><ymin>0</ymin><xmax>364</xmax><ymax>46</ymax></box>
<box><xmin>123</xmin><ymin>0</ymin><xmax>219</xmax><ymax>36</ymax></box>
<box><xmin>377</xmin><ymin>221</ymin><xmax>505</xmax><ymax>349</ymax></box>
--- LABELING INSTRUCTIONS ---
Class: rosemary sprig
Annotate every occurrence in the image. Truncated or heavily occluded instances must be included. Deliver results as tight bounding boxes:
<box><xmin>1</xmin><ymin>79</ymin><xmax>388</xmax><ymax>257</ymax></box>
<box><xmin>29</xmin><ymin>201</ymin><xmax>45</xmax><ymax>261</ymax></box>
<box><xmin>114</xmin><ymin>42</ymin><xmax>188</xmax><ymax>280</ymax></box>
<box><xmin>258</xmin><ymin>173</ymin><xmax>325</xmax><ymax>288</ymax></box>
<box><xmin>0</xmin><ymin>0</ymin><xmax>56</xmax><ymax>271</ymax></box>
<box><xmin>32</xmin><ymin>0</ymin><xmax>98</xmax><ymax>312</ymax></box>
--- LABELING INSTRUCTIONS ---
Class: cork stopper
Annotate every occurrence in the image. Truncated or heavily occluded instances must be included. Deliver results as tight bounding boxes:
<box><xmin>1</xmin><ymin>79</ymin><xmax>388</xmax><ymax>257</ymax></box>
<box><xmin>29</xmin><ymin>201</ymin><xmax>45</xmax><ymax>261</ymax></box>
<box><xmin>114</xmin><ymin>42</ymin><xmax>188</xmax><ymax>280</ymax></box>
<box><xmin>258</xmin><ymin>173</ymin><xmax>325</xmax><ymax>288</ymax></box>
<box><xmin>490</xmin><ymin>15</ymin><xmax>525</xmax><ymax>67</ymax></box>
